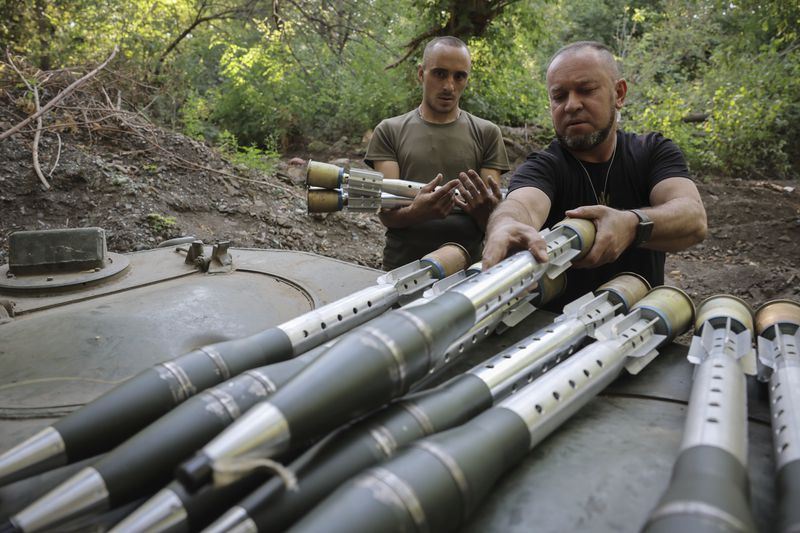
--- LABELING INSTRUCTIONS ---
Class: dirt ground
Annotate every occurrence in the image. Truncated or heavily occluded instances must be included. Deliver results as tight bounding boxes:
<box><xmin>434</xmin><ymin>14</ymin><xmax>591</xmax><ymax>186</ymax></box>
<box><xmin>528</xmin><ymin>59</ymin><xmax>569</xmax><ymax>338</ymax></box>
<box><xmin>1</xmin><ymin>104</ymin><xmax>798</xmax><ymax>313</ymax></box>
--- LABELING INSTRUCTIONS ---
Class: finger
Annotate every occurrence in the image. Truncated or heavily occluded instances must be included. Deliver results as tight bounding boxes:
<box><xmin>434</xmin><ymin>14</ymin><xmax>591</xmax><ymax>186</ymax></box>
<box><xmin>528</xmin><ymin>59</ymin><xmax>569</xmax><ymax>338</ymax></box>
<box><xmin>565</xmin><ymin>205</ymin><xmax>604</xmax><ymax>219</ymax></box>
<box><xmin>456</xmin><ymin>183</ymin><xmax>473</xmax><ymax>204</ymax></box>
<box><xmin>435</xmin><ymin>179</ymin><xmax>460</xmax><ymax>197</ymax></box>
<box><xmin>421</xmin><ymin>174</ymin><xmax>443</xmax><ymax>193</ymax></box>
<box><xmin>487</xmin><ymin>176</ymin><xmax>502</xmax><ymax>198</ymax></box>
<box><xmin>482</xmin><ymin>239</ymin><xmax>506</xmax><ymax>269</ymax></box>
<box><xmin>467</xmin><ymin>170</ymin><xmax>489</xmax><ymax>196</ymax></box>
<box><xmin>530</xmin><ymin>241</ymin><xmax>549</xmax><ymax>263</ymax></box>
<box><xmin>459</xmin><ymin>171</ymin><xmax>481</xmax><ymax>198</ymax></box>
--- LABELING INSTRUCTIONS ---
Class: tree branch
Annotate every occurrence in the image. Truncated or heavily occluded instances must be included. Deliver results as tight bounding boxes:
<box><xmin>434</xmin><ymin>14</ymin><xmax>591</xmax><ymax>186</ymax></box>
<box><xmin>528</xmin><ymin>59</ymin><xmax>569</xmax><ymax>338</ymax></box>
<box><xmin>0</xmin><ymin>46</ymin><xmax>119</xmax><ymax>142</ymax></box>
<box><xmin>6</xmin><ymin>50</ymin><xmax>50</xmax><ymax>189</ymax></box>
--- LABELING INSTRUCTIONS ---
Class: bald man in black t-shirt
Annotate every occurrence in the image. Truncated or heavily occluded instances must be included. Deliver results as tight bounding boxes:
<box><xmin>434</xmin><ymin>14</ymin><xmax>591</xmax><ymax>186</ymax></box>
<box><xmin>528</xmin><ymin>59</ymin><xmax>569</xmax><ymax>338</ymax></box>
<box><xmin>483</xmin><ymin>41</ymin><xmax>707</xmax><ymax>309</ymax></box>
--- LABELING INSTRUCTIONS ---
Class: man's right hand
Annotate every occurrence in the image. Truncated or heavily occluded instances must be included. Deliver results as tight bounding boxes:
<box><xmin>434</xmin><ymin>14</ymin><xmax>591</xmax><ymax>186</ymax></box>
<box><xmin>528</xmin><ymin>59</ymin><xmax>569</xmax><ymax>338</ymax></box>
<box><xmin>378</xmin><ymin>174</ymin><xmax>459</xmax><ymax>228</ymax></box>
<box><xmin>482</xmin><ymin>218</ymin><xmax>549</xmax><ymax>269</ymax></box>
<box><xmin>409</xmin><ymin>173</ymin><xmax>459</xmax><ymax>221</ymax></box>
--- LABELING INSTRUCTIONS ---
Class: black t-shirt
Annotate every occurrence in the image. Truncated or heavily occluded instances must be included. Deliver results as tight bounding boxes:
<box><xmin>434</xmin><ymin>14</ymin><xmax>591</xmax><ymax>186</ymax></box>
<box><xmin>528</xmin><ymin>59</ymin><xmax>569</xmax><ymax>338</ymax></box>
<box><xmin>509</xmin><ymin>130</ymin><xmax>689</xmax><ymax>310</ymax></box>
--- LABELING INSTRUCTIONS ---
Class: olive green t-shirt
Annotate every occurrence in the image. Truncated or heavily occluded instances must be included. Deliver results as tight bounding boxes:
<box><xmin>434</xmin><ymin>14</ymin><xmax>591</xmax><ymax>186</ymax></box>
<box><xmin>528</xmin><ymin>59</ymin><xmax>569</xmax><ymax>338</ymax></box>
<box><xmin>365</xmin><ymin>109</ymin><xmax>510</xmax><ymax>269</ymax></box>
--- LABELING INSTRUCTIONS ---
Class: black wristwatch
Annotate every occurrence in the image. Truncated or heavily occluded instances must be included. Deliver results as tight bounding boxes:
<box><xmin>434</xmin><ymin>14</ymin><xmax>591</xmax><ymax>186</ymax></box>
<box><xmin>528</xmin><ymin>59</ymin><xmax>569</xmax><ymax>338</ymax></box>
<box><xmin>629</xmin><ymin>209</ymin><xmax>654</xmax><ymax>247</ymax></box>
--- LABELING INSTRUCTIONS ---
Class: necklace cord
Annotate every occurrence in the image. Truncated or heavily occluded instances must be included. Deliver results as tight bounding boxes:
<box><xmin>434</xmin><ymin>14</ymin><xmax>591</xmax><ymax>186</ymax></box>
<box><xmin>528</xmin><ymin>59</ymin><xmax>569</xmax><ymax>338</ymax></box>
<box><xmin>575</xmin><ymin>138</ymin><xmax>617</xmax><ymax>206</ymax></box>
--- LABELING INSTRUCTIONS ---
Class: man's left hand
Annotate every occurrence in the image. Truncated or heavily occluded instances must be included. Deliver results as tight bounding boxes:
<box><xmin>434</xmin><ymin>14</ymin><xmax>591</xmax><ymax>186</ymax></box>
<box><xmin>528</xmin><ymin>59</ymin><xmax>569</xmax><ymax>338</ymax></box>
<box><xmin>455</xmin><ymin>169</ymin><xmax>502</xmax><ymax>229</ymax></box>
<box><xmin>565</xmin><ymin>205</ymin><xmax>637</xmax><ymax>268</ymax></box>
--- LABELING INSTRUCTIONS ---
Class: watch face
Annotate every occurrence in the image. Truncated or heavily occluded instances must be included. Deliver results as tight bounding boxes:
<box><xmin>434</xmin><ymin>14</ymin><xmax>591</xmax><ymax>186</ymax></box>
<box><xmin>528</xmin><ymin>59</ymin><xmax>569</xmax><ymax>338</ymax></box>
<box><xmin>638</xmin><ymin>220</ymin><xmax>654</xmax><ymax>245</ymax></box>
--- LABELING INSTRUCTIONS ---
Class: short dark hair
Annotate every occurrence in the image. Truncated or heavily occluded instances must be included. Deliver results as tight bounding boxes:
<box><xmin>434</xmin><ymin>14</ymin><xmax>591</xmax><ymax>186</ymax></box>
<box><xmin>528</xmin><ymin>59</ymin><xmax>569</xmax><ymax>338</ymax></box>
<box><xmin>422</xmin><ymin>36</ymin><xmax>470</xmax><ymax>67</ymax></box>
<box><xmin>547</xmin><ymin>41</ymin><xmax>621</xmax><ymax>78</ymax></box>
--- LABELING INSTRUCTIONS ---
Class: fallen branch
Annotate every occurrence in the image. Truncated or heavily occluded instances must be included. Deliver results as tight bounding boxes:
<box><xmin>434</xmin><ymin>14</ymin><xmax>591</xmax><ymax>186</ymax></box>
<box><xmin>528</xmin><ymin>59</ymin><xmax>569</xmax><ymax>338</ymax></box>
<box><xmin>48</xmin><ymin>133</ymin><xmax>62</xmax><ymax>177</ymax></box>
<box><xmin>6</xmin><ymin>51</ymin><xmax>50</xmax><ymax>189</ymax></box>
<box><xmin>31</xmin><ymin>84</ymin><xmax>49</xmax><ymax>189</ymax></box>
<box><xmin>0</xmin><ymin>45</ymin><xmax>118</xmax><ymax>142</ymax></box>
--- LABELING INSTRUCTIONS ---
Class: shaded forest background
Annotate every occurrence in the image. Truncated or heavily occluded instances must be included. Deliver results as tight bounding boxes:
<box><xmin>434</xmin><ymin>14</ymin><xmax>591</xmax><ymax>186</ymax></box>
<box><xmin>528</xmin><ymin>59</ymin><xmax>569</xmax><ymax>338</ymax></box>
<box><xmin>1</xmin><ymin>0</ymin><xmax>798</xmax><ymax>178</ymax></box>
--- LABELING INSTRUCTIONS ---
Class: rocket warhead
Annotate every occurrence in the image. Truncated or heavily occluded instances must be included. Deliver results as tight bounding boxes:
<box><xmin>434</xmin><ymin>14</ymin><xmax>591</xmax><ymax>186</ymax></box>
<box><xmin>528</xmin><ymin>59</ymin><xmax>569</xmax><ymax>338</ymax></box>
<box><xmin>7</xmin><ymin>466</ymin><xmax>109</xmax><ymax>533</ymax></box>
<box><xmin>0</xmin><ymin>428</ymin><xmax>66</xmax><ymax>488</ymax></box>
<box><xmin>111</xmin><ymin>472</ymin><xmax>264</xmax><ymax>533</ymax></box>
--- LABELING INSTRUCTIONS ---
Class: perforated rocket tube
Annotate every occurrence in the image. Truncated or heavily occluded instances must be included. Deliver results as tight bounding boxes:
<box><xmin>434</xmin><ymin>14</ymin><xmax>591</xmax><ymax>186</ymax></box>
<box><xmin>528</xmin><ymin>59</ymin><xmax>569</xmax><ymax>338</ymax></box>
<box><xmin>287</xmin><ymin>286</ymin><xmax>694</xmax><ymax>533</ymax></box>
<box><xmin>755</xmin><ymin>299</ymin><xmax>800</xmax><ymax>533</ymax></box>
<box><xmin>643</xmin><ymin>295</ymin><xmax>758</xmax><ymax>533</ymax></box>
<box><xmin>175</xmin><ymin>219</ymin><xmax>596</xmax><ymax>489</ymax></box>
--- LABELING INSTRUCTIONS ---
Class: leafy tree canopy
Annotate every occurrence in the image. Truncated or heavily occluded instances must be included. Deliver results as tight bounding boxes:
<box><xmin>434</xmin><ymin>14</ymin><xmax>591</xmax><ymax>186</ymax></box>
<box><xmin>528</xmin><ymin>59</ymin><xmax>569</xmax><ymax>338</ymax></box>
<box><xmin>1</xmin><ymin>0</ymin><xmax>797</xmax><ymax>176</ymax></box>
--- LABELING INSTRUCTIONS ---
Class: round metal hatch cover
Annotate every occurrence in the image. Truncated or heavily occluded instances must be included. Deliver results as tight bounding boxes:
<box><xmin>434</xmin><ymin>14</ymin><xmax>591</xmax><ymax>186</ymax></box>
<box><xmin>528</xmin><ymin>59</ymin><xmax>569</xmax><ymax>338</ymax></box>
<box><xmin>0</xmin><ymin>253</ymin><xmax>130</xmax><ymax>290</ymax></box>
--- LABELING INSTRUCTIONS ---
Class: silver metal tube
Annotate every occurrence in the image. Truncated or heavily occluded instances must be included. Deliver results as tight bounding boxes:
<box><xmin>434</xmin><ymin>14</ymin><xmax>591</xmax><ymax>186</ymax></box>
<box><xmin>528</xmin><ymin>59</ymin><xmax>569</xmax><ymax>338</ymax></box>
<box><xmin>278</xmin><ymin>284</ymin><xmax>398</xmax><ymax>353</ymax></box>
<box><xmin>109</xmin><ymin>487</ymin><xmax>188</xmax><ymax>533</ymax></box>
<box><xmin>10</xmin><ymin>467</ymin><xmax>109</xmax><ymax>533</ymax></box>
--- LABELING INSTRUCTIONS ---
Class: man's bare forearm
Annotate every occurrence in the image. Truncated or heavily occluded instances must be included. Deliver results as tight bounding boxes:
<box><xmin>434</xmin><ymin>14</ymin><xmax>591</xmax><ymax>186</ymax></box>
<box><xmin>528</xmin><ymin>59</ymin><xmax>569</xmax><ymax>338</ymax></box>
<box><xmin>487</xmin><ymin>196</ymin><xmax>541</xmax><ymax>233</ymax></box>
<box><xmin>639</xmin><ymin>196</ymin><xmax>707</xmax><ymax>252</ymax></box>
<box><xmin>379</xmin><ymin>206</ymin><xmax>422</xmax><ymax>228</ymax></box>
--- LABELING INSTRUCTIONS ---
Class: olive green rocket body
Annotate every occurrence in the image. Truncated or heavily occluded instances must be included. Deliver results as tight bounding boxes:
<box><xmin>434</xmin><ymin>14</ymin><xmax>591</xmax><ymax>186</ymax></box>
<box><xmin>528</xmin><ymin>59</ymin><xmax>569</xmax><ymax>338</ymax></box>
<box><xmin>0</xmin><ymin>248</ymin><xmax>466</xmax><ymax>488</ymax></box>
<box><xmin>289</xmin><ymin>286</ymin><xmax>694</xmax><ymax>533</ymax></box>
<box><xmin>176</xmin><ymin>220</ymin><xmax>595</xmax><ymax>489</ymax></box>
<box><xmin>203</xmin><ymin>274</ymin><xmax>649</xmax><ymax>533</ymax></box>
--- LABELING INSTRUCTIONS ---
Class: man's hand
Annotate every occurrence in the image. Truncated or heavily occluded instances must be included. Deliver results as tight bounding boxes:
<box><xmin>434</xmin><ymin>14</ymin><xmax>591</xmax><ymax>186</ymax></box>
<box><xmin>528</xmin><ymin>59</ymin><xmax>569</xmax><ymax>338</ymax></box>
<box><xmin>565</xmin><ymin>205</ymin><xmax>636</xmax><ymax>268</ymax></box>
<box><xmin>411</xmin><ymin>173</ymin><xmax>459</xmax><ymax>220</ymax></box>
<box><xmin>454</xmin><ymin>169</ymin><xmax>502</xmax><ymax>229</ymax></box>
<box><xmin>379</xmin><ymin>173</ymin><xmax>458</xmax><ymax>228</ymax></box>
<box><xmin>482</xmin><ymin>218</ymin><xmax>549</xmax><ymax>269</ymax></box>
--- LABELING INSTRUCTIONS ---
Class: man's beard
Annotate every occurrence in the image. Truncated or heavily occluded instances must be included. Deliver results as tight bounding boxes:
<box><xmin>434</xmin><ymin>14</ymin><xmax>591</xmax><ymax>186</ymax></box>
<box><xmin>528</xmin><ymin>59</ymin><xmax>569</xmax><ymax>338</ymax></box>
<box><xmin>556</xmin><ymin>107</ymin><xmax>616</xmax><ymax>152</ymax></box>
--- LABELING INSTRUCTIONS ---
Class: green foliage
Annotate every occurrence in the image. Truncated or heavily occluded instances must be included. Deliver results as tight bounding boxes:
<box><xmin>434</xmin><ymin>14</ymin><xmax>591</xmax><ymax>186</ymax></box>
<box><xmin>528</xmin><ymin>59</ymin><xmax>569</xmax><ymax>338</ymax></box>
<box><xmin>145</xmin><ymin>212</ymin><xmax>177</xmax><ymax>233</ymax></box>
<box><xmin>2</xmin><ymin>0</ymin><xmax>797</xmax><ymax>177</ymax></box>
<box><xmin>462</xmin><ymin>4</ymin><xmax>550</xmax><ymax>127</ymax></box>
<box><xmin>623</xmin><ymin>0</ymin><xmax>800</xmax><ymax>176</ymax></box>
<box><xmin>218</xmin><ymin>130</ymin><xmax>280</xmax><ymax>175</ymax></box>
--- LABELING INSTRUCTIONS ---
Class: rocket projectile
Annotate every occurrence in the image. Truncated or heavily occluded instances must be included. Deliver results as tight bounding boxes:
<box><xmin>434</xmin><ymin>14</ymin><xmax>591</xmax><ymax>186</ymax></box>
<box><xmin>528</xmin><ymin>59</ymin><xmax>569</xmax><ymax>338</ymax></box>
<box><xmin>176</xmin><ymin>218</ymin><xmax>595</xmax><ymax>489</ymax></box>
<box><xmin>755</xmin><ymin>299</ymin><xmax>800</xmax><ymax>533</ymax></box>
<box><xmin>643</xmin><ymin>295</ymin><xmax>758</xmax><ymax>533</ymax></box>
<box><xmin>3</xmin><ymin>350</ymin><xmax>324</xmax><ymax>533</ymax></box>
<box><xmin>202</xmin><ymin>273</ymin><xmax>649</xmax><ymax>533</ymax></box>
<box><xmin>0</xmin><ymin>245</ymin><xmax>467</xmax><ymax>488</ymax></box>
<box><xmin>109</xmin><ymin>473</ymin><xmax>264</xmax><ymax>533</ymax></box>
<box><xmin>287</xmin><ymin>286</ymin><xmax>693</xmax><ymax>533</ymax></box>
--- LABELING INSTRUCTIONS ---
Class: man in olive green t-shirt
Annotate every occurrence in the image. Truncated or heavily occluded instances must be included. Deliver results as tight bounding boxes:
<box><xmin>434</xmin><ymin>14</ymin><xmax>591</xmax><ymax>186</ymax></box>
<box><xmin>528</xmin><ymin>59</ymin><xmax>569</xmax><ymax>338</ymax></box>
<box><xmin>365</xmin><ymin>36</ymin><xmax>510</xmax><ymax>269</ymax></box>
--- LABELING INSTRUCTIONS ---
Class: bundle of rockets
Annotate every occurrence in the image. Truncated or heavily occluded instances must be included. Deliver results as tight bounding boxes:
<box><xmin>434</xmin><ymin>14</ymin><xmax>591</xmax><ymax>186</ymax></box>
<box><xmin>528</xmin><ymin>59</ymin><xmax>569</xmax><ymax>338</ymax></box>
<box><xmin>0</xmin><ymin>162</ymin><xmax>797</xmax><ymax>533</ymax></box>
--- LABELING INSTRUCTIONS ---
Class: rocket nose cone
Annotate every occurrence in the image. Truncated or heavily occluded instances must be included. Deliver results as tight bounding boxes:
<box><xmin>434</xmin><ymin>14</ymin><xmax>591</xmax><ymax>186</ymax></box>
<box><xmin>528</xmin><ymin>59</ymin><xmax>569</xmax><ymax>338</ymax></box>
<box><xmin>0</xmin><ymin>520</ymin><xmax>20</xmax><ymax>533</ymax></box>
<box><xmin>175</xmin><ymin>453</ymin><xmax>213</xmax><ymax>492</ymax></box>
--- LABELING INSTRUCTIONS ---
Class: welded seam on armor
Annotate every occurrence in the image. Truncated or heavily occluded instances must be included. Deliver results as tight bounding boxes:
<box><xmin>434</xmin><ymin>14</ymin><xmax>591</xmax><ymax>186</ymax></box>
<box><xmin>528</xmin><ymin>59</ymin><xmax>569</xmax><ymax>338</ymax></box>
<box><xmin>413</xmin><ymin>441</ymin><xmax>471</xmax><ymax>515</ymax></box>
<box><xmin>369</xmin><ymin>467</ymin><xmax>428</xmax><ymax>532</ymax></box>
<box><xmin>363</xmin><ymin>326</ymin><xmax>407</xmax><ymax>393</ymax></box>
<box><xmin>399</xmin><ymin>401</ymin><xmax>435</xmax><ymax>435</ymax></box>
<box><xmin>244</xmin><ymin>370</ymin><xmax>278</xmax><ymax>395</ymax></box>
<box><xmin>159</xmin><ymin>362</ymin><xmax>195</xmax><ymax>402</ymax></box>
<box><xmin>647</xmin><ymin>500</ymin><xmax>750</xmax><ymax>533</ymax></box>
<box><xmin>205</xmin><ymin>388</ymin><xmax>241</xmax><ymax>420</ymax></box>
<box><xmin>369</xmin><ymin>426</ymin><xmax>398</xmax><ymax>458</ymax></box>
<box><xmin>200</xmin><ymin>347</ymin><xmax>231</xmax><ymax>380</ymax></box>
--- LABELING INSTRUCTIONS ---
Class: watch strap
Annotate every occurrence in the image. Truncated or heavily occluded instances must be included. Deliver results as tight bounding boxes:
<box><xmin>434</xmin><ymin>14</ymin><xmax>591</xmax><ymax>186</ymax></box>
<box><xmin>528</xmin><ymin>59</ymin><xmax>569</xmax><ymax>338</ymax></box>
<box><xmin>629</xmin><ymin>209</ymin><xmax>654</xmax><ymax>247</ymax></box>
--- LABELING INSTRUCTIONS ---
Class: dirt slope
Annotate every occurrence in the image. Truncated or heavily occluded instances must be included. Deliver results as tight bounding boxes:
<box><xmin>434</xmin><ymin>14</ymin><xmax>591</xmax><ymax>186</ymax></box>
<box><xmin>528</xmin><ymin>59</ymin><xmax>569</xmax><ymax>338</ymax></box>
<box><xmin>1</xmin><ymin>109</ymin><xmax>798</xmax><ymax>312</ymax></box>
